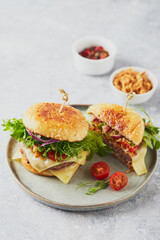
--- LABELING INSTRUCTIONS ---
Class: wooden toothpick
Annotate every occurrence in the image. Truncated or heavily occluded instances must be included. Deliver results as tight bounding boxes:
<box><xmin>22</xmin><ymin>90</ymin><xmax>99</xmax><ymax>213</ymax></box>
<box><xmin>124</xmin><ymin>92</ymin><xmax>135</xmax><ymax>113</ymax></box>
<box><xmin>59</xmin><ymin>88</ymin><xmax>69</xmax><ymax>113</ymax></box>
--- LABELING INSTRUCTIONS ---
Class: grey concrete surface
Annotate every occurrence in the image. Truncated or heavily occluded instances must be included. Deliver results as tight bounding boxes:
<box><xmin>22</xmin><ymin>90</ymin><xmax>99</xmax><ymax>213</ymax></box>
<box><xmin>0</xmin><ymin>1</ymin><xmax>160</xmax><ymax>239</ymax></box>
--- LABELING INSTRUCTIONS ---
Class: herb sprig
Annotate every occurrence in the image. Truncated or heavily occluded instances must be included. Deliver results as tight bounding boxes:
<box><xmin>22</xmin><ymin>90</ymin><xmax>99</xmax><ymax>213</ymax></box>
<box><xmin>77</xmin><ymin>179</ymin><xmax>110</xmax><ymax>195</ymax></box>
<box><xmin>2</xmin><ymin>118</ymin><xmax>112</xmax><ymax>160</ymax></box>
<box><xmin>139</xmin><ymin>107</ymin><xmax>160</xmax><ymax>150</ymax></box>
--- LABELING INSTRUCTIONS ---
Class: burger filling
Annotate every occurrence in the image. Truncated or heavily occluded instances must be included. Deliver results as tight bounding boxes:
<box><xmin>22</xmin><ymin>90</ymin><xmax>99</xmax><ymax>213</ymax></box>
<box><xmin>18</xmin><ymin>142</ymin><xmax>88</xmax><ymax>172</ymax></box>
<box><xmin>90</xmin><ymin>116</ymin><xmax>139</xmax><ymax>156</ymax></box>
<box><xmin>3</xmin><ymin>118</ymin><xmax>111</xmax><ymax>166</ymax></box>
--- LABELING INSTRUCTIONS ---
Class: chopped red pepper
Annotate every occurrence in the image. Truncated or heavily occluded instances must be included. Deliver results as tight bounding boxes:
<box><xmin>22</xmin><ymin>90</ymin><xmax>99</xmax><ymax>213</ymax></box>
<box><xmin>121</xmin><ymin>140</ymin><xmax>139</xmax><ymax>153</ymax></box>
<box><xmin>121</xmin><ymin>140</ymin><xmax>131</xmax><ymax>149</ymax></box>
<box><xmin>129</xmin><ymin>145</ymin><xmax>139</xmax><ymax>152</ymax></box>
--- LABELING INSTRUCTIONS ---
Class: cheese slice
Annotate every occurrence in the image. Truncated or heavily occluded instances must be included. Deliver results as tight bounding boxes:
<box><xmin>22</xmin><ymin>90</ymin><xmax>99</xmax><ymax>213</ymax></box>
<box><xmin>12</xmin><ymin>148</ymin><xmax>22</xmax><ymax>160</ymax></box>
<box><xmin>13</xmin><ymin>143</ymin><xmax>88</xmax><ymax>172</ymax></box>
<box><xmin>12</xmin><ymin>148</ymin><xmax>80</xmax><ymax>184</ymax></box>
<box><xmin>48</xmin><ymin>163</ymin><xmax>80</xmax><ymax>184</ymax></box>
<box><xmin>132</xmin><ymin>142</ymin><xmax>147</xmax><ymax>175</ymax></box>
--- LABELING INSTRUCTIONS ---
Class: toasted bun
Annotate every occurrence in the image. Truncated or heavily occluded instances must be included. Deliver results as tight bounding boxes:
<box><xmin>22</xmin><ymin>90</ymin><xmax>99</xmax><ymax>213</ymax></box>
<box><xmin>19</xmin><ymin>143</ymin><xmax>54</xmax><ymax>176</ymax></box>
<box><xmin>20</xmin><ymin>152</ymin><xmax>55</xmax><ymax>176</ymax></box>
<box><xmin>23</xmin><ymin>103</ymin><xmax>88</xmax><ymax>142</ymax></box>
<box><xmin>87</xmin><ymin>103</ymin><xmax>144</xmax><ymax>145</ymax></box>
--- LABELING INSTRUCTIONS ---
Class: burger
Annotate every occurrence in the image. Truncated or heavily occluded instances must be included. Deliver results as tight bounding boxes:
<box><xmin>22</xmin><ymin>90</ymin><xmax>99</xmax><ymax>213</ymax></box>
<box><xmin>3</xmin><ymin>102</ymin><xmax>109</xmax><ymax>184</ymax></box>
<box><xmin>87</xmin><ymin>103</ymin><xmax>150</xmax><ymax>175</ymax></box>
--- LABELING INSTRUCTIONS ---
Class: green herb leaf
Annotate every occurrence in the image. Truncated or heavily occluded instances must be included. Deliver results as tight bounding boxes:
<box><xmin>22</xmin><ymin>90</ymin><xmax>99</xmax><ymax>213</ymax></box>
<box><xmin>77</xmin><ymin>179</ymin><xmax>110</xmax><ymax>195</ymax></box>
<box><xmin>96</xmin><ymin>181</ymin><xmax>109</xmax><ymax>189</ymax></box>
<box><xmin>139</xmin><ymin>107</ymin><xmax>160</xmax><ymax>150</ymax></box>
<box><xmin>98</xmin><ymin>123</ymin><xmax>105</xmax><ymax>129</ymax></box>
<box><xmin>86</xmin><ymin>186</ymin><xmax>101</xmax><ymax>195</ymax></box>
<box><xmin>76</xmin><ymin>181</ymin><xmax>97</xmax><ymax>189</ymax></box>
<box><xmin>2</xmin><ymin>119</ymin><xmax>28</xmax><ymax>141</ymax></box>
<box><xmin>143</xmin><ymin>127</ymin><xmax>160</xmax><ymax>150</ymax></box>
<box><xmin>87</xmin><ymin>150</ymin><xmax>94</xmax><ymax>161</ymax></box>
<box><xmin>86</xmin><ymin>131</ymin><xmax>113</xmax><ymax>159</ymax></box>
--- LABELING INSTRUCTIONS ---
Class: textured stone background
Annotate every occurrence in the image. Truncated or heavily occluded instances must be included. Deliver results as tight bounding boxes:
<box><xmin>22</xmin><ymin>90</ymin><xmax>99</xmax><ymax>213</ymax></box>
<box><xmin>0</xmin><ymin>0</ymin><xmax>160</xmax><ymax>239</ymax></box>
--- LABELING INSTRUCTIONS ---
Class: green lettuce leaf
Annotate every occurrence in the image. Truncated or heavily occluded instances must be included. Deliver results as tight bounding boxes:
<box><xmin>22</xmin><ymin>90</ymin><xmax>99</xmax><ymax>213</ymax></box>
<box><xmin>2</xmin><ymin>118</ymin><xmax>112</xmax><ymax>160</ymax></box>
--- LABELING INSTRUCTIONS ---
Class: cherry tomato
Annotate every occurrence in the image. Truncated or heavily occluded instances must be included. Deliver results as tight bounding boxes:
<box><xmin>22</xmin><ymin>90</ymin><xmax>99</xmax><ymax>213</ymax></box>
<box><xmin>110</xmin><ymin>172</ymin><xmax>128</xmax><ymax>191</ymax></box>
<box><xmin>91</xmin><ymin>162</ymin><xmax>110</xmax><ymax>180</ymax></box>
<box><xmin>47</xmin><ymin>150</ymin><xmax>67</xmax><ymax>162</ymax></box>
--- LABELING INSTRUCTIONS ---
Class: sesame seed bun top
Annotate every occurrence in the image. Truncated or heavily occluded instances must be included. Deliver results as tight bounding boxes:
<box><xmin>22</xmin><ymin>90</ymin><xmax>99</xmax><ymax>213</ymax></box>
<box><xmin>23</xmin><ymin>103</ymin><xmax>89</xmax><ymax>142</ymax></box>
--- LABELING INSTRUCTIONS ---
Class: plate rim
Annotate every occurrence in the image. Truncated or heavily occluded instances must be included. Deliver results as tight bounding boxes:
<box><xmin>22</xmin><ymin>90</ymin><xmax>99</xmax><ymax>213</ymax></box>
<box><xmin>6</xmin><ymin>104</ymin><xmax>159</xmax><ymax>211</ymax></box>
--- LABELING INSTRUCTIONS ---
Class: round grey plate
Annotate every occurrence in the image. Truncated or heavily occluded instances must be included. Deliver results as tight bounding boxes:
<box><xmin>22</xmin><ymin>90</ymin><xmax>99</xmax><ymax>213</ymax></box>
<box><xmin>6</xmin><ymin>105</ymin><xmax>158</xmax><ymax>211</ymax></box>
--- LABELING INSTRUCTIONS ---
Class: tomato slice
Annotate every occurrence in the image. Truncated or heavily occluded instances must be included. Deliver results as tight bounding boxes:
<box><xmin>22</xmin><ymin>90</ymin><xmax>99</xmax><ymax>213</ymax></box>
<box><xmin>91</xmin><ymin>162</ymin><xmax>110</xmax><ymax>180</ymax></box>
<box><xmin>47</xmin><ymin>150</ymin><xmax>67</xmax><ymax>162</ymax></box>
<box><xmin>110</xmin><ymin>172</ymin><xmax>128</xmax><ymax>191</ymax></box>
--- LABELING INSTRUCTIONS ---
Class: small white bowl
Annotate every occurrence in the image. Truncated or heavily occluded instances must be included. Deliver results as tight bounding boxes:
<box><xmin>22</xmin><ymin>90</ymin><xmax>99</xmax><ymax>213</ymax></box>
<box><xmin>110</xmin><ymin>66</ymin><xmax>158</xmax><ymax>104</ymax></box>
<box><xmin>72</xmin><ymin>36</ymin><xmax>116</xmax><ymax>75</ymax></box>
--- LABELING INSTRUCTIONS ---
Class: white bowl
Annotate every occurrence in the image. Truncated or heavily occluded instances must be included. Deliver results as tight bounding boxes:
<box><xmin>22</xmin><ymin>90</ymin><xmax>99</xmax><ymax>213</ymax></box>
<box><xmin>110</xmin><ymin>66</ymin><xmax>158</xmax><ymax>104</ymax></box>
<box><xmin>72</xmin><ymin>36</ymin><xmax>116</xmax><ymax>75</ymax></box>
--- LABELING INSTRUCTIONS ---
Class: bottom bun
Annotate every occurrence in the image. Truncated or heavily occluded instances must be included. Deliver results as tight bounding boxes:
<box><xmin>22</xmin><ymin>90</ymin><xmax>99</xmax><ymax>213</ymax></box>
<box><xmin>19</xmin><ymin>146</ymin><xmax>55</xmax><ymax>176</ymax></box>
<box><xmin>20</xmin><ymin>157</ymin><xmax>55</xmax><ymax>176</ymax></box>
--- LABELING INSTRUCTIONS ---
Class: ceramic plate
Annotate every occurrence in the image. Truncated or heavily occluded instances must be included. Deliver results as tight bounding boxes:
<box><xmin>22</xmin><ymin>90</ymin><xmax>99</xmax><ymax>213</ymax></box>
<box><xmin>7</xmin><ymin>105</ymin><xmax>158</xmax><ymax>211</ymax></box>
